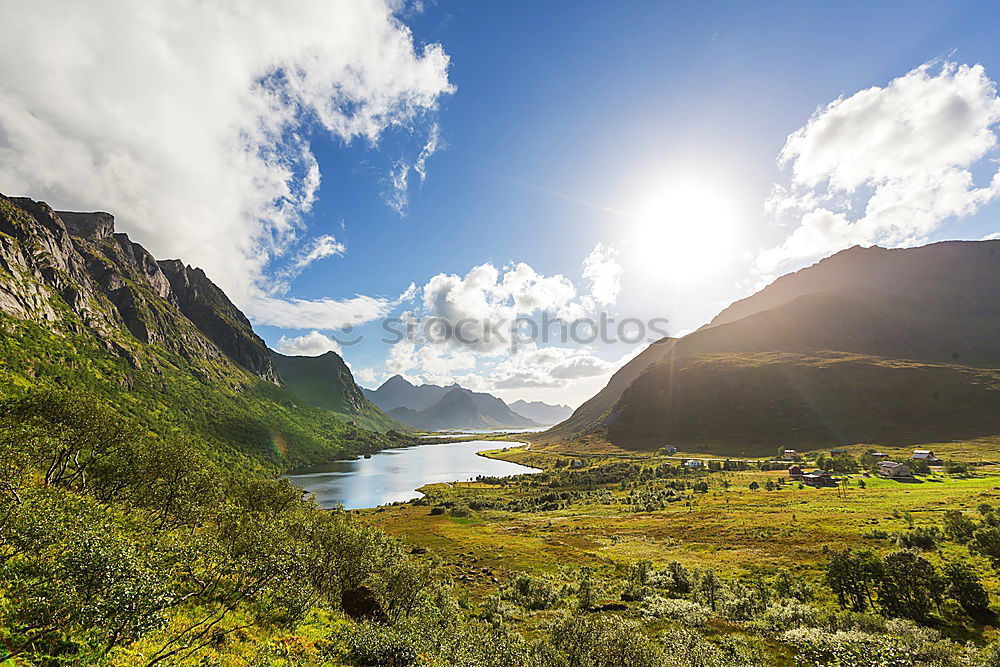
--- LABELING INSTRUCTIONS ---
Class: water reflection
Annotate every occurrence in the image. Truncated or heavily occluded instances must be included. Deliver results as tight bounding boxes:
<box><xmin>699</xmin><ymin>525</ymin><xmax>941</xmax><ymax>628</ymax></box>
<box><xmin>283</xmin><ymin>440</ymin><xmax>538</xmax><ymax>510</ymax></box>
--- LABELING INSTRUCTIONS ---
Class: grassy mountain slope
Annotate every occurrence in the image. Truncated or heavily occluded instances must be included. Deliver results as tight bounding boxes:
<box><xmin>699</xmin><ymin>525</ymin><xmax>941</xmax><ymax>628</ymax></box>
<box><xmin>0</xmin><ymin>194</ymin><xmax>409</xmax><ymax>470</ymax></box>
<box><xmin>270</xmin><ymin>350</ymin><xmax>410</xmax><ymax>432</ymax></box>
<box><xmin>548</xmin><ymin>241</ymin><xmax>1000</xmax><ymax>454</ymax></box>
<box><xmin>542</xmin><ymin>337</ymin><xmax>677</xmax><ymax>438</ymax></box>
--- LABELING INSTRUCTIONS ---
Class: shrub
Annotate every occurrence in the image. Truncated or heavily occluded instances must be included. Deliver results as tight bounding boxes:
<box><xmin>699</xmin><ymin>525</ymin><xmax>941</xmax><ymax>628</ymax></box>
<box><xmin>640</xmin><ymin>596</ymin><xmax>709</xmax><ymax>626</ymax></box>
<box><xmin>500</xmin><ymin>572</ymin><xmax>565</xmax><ymax>610</ymax></box>
<box><xmin>894</xmin><ymin>526</ymin><xmax>940</xmax><ymax>550</ymax></box>
<box><xmin>943</xmin><ymin>561</ymin><xmax>990</xmax><ymax>615</ymax></box>
<box><xmin>345</xmin><ymin>622</ymin><xmax>418</xmax><ymax>666</ymax></box>
<box><xmin>942</xmin><ymin>510</ymin><xmax>976</xmax><ymax>544</ymax></box>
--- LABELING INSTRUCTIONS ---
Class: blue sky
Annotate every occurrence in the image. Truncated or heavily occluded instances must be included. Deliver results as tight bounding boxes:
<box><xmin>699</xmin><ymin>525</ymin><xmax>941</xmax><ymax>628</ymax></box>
<box><xmin>253</xmin><ymin>0</ymin><xmax>1000</xmax><ymax>404</ymax></box>
<box><xmin>4</xmin><ymin>0</ymin><xmax>1000</xmax><ymax>406</ymax></box>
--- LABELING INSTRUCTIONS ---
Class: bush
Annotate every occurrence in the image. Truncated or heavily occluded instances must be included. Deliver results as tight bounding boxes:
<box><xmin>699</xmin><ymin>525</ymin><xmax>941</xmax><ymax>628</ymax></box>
<box><xmin>943</xmin><ymin>561</ymin><xmax>990</xmax><ymax>615</ymax></box>
<box><xmin>500</xmin><ymin>572</ymin><xmax>565</xmax><ymax>610</ymax></box>
<box><xmin>344</xmin><ymin>622</ymin><xmax>418</xmax><ymax>666</ymax></box>
<box><xmin>942</xmin><ymin>510</ymin><xmax>976</xmax><ymax>544</ymax></box>
<box><xmin>894</xmin><ymin>526</ymin><xmax>940</xmax><ymax>550</ymax></box>
<box><xmin>640</xmin><ymin>596</ymin><xmax>709</xmax><ymax>626</ymax></box>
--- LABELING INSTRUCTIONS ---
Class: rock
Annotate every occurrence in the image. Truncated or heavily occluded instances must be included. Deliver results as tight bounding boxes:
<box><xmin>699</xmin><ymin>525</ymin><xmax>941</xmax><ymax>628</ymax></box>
<box><xmin>158</xmin><ymin>259</ymin><xmax>280</xmax><ymax>383</ymax></box>
<box><xmin>341</xmin><ymin>585</ymin><xmax>388</xmax><ymax>623</ymax></box>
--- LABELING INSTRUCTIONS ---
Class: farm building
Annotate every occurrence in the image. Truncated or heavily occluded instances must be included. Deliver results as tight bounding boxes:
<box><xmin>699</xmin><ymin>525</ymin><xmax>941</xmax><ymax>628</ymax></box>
<box><xmin>870</xmin><ymin>452</ymin><xmax>889</xmax><ymax>459</ymax></box>
<box><xmin>912</xmin><ymin>450</ymin><xmax>941</xmax><ymax>463</ymax></box>
<box><xmin>830</xmin><ymin>448</ymin><xmax>847</xmax><ymax>455</ymax></box>
<box><xmin>878</xmin><ymin>461</ymin><xmax>911</xmax><ymax>478</ymax></box>
<box><xmin>661</xmin><ymin>445</ymin><xmax>678</xmax><ymax>455</ymax></box>
<box><xmin>788</xmin><ymin>465</ymin><xmax>804</xmax><ymax>479</ymax></box>
<box><xmin>684</xmin><ymin>459</ymin><xmax>704</xmax><ymax>469</ymax></box>
<box><xmin>781</xmin><ymin>449</ymin><xmax>798</xmax><ymax>460</ymax></box>
<box><xmin>802</xmin><ymin>470</ymin><xmax>833</xmax><ymax>487</ymax></box>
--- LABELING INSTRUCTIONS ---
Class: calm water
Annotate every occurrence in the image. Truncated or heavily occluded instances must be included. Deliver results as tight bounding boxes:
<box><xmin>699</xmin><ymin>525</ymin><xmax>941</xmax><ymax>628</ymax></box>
<box><xmin>283</xmin><ymin>440</ymin><xmax>539</xmax><ymax>509</ymax></box>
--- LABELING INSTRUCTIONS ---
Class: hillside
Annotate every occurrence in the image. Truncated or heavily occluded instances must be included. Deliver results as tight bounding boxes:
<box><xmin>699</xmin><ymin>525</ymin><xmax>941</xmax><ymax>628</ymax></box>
<box><xmin>547</xmin><ymin>241</ymin><xmax>1000</xmax><ymax>454</ymax></box>
<box><xmin>0</xmin><ymin>194</ymin><xmax>409</xmax><ymax>469</ymax></box>
<box><xmin>270</xmin><ymin>350</ymin><xmax>408</xmax><ymax>432</ymax></box>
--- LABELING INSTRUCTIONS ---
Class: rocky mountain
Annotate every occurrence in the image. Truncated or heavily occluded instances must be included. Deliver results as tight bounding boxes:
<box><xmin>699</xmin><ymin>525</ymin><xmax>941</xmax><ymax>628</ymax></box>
<box><xmin>388</xmin><ymin>387</ymin><xmax>538</xmax><ymax>430</ymax></box>
<box><xmin>546</xmin><ymin>241</ymin><xmax>1000</xmax><ymax>455</ymax></box>
<box><xmin>363</xmin><ymin>374</ymin><xmax>451</xmax><ymax>411</ymax></box>
<box><xmin>0</xmin><ymin>194</ymin><xmax>406</xmax><ymax>465</ymax></box>
<box><xmin>509</xmin><ymin>399</ymin><xmax>572</xmax><ymax>425</ymax></box>
<box><xmin>159</xmin><ymin>259</ymin><xmax>279</xmax><ymax>383</ymax></box>
<box><xmin>367</xmin><ymin>375</ymin><xmax>538</xmax><ymax>429</ymax></box>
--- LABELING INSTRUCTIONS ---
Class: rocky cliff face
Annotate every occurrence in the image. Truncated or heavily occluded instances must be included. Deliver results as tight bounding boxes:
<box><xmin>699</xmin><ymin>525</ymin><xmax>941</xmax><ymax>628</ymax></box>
<box><xmin>158</xmin><ymin>260</ymin><xmax>279</xmax><ymax>383</ymax></box>
<box><xmin>0</xmin><ymin>194</ymin><xmax>278</xmax><ymax>382</ymax></box>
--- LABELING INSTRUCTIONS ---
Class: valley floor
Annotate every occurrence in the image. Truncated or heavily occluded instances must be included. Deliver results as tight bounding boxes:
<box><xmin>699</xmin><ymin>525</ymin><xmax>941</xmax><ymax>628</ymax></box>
<box><xmin>357</xmin><ymin>437</ymin><xmax>1000</xmax><ymax>660</ymax></box>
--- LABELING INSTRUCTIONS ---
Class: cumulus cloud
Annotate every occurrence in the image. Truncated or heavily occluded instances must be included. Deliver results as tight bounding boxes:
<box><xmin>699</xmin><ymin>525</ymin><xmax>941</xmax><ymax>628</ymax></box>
<box><xmin>354</xmin><ymin>367</ymin><xmax>381</xmax><ymax>387</ymax></box>
<box><xmin>385</xmin><ymin>339</ymin><xmax>477</xmax><ymax>382</ymax></box>
<box><xmin>276</xmin><ymin>330</ymin><xmax>342</xmax><ymax>356</ymax></box>
<box><xmin>760</xmin><ymin>61</ymin><xmax>1000</xmax><ymax>272</ymax></box>
<box><xmin>488</xmin><ymin>345</ymin><xmax>616</xmax><ymax>389</ymax></box>
<box><xmin>371</xmin><ymin>243</ymin><xmax>626</xmax><ymax>389</ymax></box>
<box><xmin>581</xmin><ymin>242</ymin><xmax>622</xmax><ymax>307</ymax></box>
<box><xmin>0</xmin><ymin>0</ymin><xmax>453</xmax><ymax>313</ymax></box>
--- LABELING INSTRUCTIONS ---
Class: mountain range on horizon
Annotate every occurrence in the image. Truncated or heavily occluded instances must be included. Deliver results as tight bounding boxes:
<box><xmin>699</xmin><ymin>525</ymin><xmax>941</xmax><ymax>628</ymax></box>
<box><xmin>363</xmin><ymin>374</ymin><xmax>556</xmax><ymax>430</ymax></box>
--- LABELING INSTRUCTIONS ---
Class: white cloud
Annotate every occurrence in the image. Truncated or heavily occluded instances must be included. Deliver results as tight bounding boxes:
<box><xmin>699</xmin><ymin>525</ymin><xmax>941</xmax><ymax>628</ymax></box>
<box><xmin>269</xmin><ymin>234</ymin><xmax>347</xmax><ymax>293</ymax></box>
<box><xmin>0</xmin><ymin>0</ymin><xmax>454</xmax><ymax>314</ymax></box>
<box><xmin>581</xmin><ymin>242</ymin><xmax>622</xmax><ymax>307</ymax></box>
<box><xmin>373</xmin><ymin>243</ymin><xmax>626</xmax><ymax>387</ymax></box>
<box><xmin>250</xmin><ymin>294</ymin><xmax>392</xmax><ymax>329</ymax></box>
<box><xmin>385</xmin><ymin>339</ymin><xmax>477</xmax><ymax>382</ymax></box>
<box><xmin>276</xmin><ymin>330</ymin><xmax>342</xmax><ymax>356</ymax></box>
<box><xmin>386</xmin><ymin>123</ymin><xmax>440</xmax><ymax>215</ymax></box>
<box><xmin>760</xmin><ymin>61</ymin><xmax>1000</xmax><ymax>272</ymax></box>
<box><xmin>354</xmin><ymin>367</ymin><xmax>381</xmax><ymax>387</ymax></box>
<box><xmin>489</xmin><ymin>345</ymin><xmax>613</xmax><ymax>389</ymax></box>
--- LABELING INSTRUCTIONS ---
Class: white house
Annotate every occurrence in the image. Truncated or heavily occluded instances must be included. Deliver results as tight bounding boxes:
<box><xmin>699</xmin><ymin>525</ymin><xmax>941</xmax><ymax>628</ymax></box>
<box><xmin>912</xmin><ymin>450</ymin><xmax>940</xmax><ymax>463</ymax></box>
<box><xmin>879</xmin><ymin>461</ymin><xmax>911</xmax><ymax>478</ymax></box>
<box><xmin>684</xmin><ymin>459</ymin><xmax>703</xmax><ymax>469</ymax></box>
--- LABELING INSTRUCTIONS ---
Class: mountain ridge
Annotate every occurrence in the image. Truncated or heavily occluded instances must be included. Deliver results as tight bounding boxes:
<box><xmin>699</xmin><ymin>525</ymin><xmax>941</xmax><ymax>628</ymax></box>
<box><xmin>0</xmin><ymin>193</ymin><xmax>407</xmax><ymax>466</ymax></box>
<box><xmin>543</xmin><ymin>240</ymin><xmax>1000</xmax><ymax>453</ymax></box>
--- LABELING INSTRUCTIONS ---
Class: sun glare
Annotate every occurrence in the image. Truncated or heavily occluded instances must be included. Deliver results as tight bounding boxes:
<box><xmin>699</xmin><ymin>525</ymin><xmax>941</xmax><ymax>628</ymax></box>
<box><xmin>629</xmin><ymin>183</ymin><xmax>740</xmax><ymax>282</ymax></box>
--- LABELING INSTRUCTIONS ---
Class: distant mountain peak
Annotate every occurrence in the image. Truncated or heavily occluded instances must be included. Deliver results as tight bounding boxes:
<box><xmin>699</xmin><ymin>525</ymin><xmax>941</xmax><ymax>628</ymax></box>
<box><xmin>381</xmin><ymin>374</ymin><xmax>413</xmax><ymax>389</ymax></box>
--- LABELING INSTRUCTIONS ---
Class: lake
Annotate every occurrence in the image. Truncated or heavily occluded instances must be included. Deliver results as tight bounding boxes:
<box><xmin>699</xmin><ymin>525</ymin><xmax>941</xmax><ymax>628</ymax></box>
<box><xmin>283</xmin><ymin>440</ymin><xmax>539</xmax><ymax>509</ymax></box>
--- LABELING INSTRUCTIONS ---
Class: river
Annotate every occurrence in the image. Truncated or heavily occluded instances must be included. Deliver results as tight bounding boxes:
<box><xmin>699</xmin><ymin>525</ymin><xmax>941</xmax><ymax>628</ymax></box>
<box><xmin>283</xmin><ymin>439</ymin><xmax>540</xmax><ymax>509</ymax></box>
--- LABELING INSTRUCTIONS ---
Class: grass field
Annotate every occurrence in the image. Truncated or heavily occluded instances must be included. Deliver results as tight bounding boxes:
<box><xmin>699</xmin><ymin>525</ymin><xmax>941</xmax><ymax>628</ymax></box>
<box><xmin>358</xmin><ymin>439</ymin><xmax>1000</xmax><ymax>650</ymax></box>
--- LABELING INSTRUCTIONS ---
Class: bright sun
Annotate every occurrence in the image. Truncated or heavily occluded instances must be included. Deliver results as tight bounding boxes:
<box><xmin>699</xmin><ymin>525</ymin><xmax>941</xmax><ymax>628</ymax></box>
<box><xmin>630</xmin><ymin>182</ymin><xmax>740</xmax><ymax>282</ymax></box>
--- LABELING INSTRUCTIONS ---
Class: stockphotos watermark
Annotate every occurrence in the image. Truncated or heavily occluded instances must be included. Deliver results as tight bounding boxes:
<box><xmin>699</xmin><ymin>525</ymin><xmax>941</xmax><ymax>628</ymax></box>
<box><xmin>327</xmin><ymin>313</ymin><xmax>671</xmax><ymax>349</ymax></box>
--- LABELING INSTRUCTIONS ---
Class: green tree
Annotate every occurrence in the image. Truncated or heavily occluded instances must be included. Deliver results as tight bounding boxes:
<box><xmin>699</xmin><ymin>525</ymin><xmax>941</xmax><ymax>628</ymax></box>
<box><xmin>824</xmin><ymin>549</ymin><xmax>882</xmax><ymax>612</ymax></box>
<box><xmin>943</xmin><ymin>561</ymin><xmax>990</xmax><ymax>615</ymax></box>
<box><xmin>972</xmin><ymin>526</ymin><xmax>1000</xmax><ymax>569</ymax></box>
<box><xmin>942</xmin><ymin>510</ymin><xmax>977</xmax><ymax>544</ymax></box>
<box><xmin>877</xmin><ymin>550</ymin><xmax>945</xmax><ymax>621</ymax></box>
